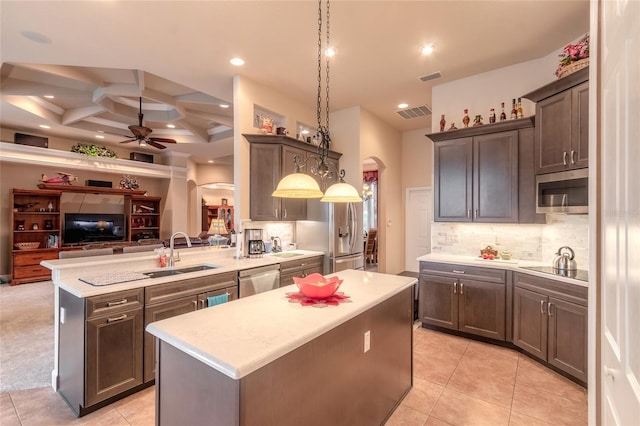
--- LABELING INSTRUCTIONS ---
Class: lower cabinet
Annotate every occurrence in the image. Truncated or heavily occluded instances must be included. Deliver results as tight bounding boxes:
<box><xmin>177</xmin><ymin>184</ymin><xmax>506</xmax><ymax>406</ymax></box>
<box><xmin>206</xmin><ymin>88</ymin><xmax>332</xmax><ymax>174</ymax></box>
<box><xmin>513</xmin><ymin>272</ymin><xmax>587</xmax><ymax>384</ymax></box>
<box><xmin>58</xmin><ymin>288</ymin><xmax>145</xmax><ymax>416</ymax></box>
<box><xmin>143</xmin><ymin>271</ymin><xmax>238</xmax><ymax>382</ymax></box>
<box><xmin>419</xmin><ymin>262</ymin><xmax>506</xmax><ymax>341</ymax></box>
<box><xmin>279</xmin><ymin>255</ymin><xmax>324</xmax><ymax>287</ymax></box>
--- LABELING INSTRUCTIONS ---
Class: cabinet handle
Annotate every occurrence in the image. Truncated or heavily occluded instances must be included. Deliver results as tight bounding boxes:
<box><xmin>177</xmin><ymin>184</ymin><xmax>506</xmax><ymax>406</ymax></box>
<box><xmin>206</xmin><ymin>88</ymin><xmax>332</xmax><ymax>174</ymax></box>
<box><xmin>200</xmin><ymin>299</ymin><xmax>206</xmax><ymax>309</ymax></box>
<box><xmin>603</xmin><ymin>366</ymin><xmax>617</xmax><ymax>381</ymax></box>
<box><xmin>460</xmin><ymin>283</ymin><xmax>464</xmax><ymax>295</ymax></box>
<box><xmin>540</xmin><ymin>300</ymin><xmax>546</xmax><ymax>315</ymax></box>
<box><xmin>563</xmin><ymin>151</ymin><xmax>568</xmax><ymax>166</ymax></box>
<box><xmin>275</xmin><ymin>209</ymin><xmax>278</xmax><ymax>218</ymax></box>
<box><xmin>571</xmin><ymin>150</ymin><xmax>576</xmax><ymax>164</ymax></box>
<box><xmin>474</xmin><ymin>209</ymin><xmax>478</xmax><ymax>218</ymax></box>
<box><xmin>452</xmin><ymin>270</ymin><xmax>465</xmax><ymax>274</ymax></box>
<box><xmin>453</xmin><ymin>282</ymin><xmax>457</xmax><ymax>294</ymax></box>
<box><xmin>107</xmin><ymin>314</ymin><xmax>127</xmax><ymax>323</ymax></box>
<box><xmin>467</xmin><ymin>209</ymin><xmax>471</xmax><ymax>218</ymax></box>
<box><xmin>107</xmin><ymin>299</ymin><xmax>127</xmax><ymax>307</ymax></box>
<box><xmin>192</xmin><ymin>300</ymin><xmax>197</xmax><ymax>310</ymax></box>
<box><xmin>547</xmin><ymin>302</ymin><xmax>553</xmax><ymax>317</ymax></box>
<box><xmin>283</xmin><ymin>209</ymin><xmax>287</xmax><ymax>219</ymax></box>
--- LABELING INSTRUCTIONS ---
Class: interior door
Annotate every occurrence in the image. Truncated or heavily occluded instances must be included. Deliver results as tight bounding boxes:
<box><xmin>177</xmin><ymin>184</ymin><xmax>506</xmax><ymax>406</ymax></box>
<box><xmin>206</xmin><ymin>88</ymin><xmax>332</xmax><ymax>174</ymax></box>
<box><xmin>599</xmin><ymin>0</ymin><xmax>640</xmax><ymax>423</ymax></box>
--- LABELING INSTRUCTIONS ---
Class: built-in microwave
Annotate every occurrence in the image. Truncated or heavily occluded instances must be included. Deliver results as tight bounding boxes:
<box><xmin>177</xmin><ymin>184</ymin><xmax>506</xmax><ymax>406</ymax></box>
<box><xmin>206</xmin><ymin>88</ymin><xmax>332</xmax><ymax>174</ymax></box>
<box><xmin>536</xmin><ymin>168</ymin><xmax>588</xmax><ymax>214</ymax></box>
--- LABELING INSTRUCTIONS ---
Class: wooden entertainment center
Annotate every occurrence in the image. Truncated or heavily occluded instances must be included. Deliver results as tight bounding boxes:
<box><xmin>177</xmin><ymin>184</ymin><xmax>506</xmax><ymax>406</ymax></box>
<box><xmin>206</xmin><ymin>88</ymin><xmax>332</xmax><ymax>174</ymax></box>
<box><xmin>10</xmin><ymin>185</ymin><xmax>161</xmax><ymax>285</ymax></box>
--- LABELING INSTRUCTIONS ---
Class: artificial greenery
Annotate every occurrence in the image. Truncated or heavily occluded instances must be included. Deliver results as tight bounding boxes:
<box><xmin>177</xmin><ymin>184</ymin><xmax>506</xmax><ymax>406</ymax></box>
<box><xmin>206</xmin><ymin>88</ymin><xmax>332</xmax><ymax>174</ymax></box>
<box><xmin>70</xmin><ymin>143</ymin><xmax>117</xmax><ymax>158</ymax></box>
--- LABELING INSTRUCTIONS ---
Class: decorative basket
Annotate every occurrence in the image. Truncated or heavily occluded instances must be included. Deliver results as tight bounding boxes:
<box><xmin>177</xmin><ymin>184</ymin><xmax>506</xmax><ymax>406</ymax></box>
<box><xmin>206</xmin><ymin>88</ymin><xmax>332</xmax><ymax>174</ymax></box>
<box><xmin>15</xmin><ymin>242</ymin><xmax>40</xmax><ymax>250</ymax></box>
<box><xmin>557</xmin><ymin>58</ymin><xmax>589</xmax><ymax>79</ymax></box>
<box><xmin>480</xmin><ymin>245</ymin><xmax>498</xmax><ymax>257</ymax></box>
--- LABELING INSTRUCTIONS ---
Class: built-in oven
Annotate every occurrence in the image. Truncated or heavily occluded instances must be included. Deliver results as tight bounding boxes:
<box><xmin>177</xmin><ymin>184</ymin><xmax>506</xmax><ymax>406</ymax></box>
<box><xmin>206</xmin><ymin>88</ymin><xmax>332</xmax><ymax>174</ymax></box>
<box><xmin>536</xmin><ymin>168</ymin><xmax>588</xmax><ymax>214</ymax></box>
<box><xmin>238</xmin><ymin>264</ymin><xmax>280</xmax><ymax>298</ymax></box>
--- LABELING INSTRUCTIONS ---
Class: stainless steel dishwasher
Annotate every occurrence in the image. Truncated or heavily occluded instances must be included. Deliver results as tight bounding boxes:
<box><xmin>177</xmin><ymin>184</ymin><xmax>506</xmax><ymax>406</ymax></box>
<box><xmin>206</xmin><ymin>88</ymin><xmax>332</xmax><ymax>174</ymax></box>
<box><xmin>238</xmin><ymin>264</ymin><xmax>281</xmax><ymax>298</ymax></box>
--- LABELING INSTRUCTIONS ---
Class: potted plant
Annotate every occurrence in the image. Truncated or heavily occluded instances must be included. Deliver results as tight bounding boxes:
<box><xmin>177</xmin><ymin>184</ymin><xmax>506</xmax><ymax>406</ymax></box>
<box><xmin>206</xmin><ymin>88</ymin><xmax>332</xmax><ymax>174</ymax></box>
<box><xmin>70</xmin><ymin>143</ymin><xmax>117</xmax><ymax>158</ymax></box>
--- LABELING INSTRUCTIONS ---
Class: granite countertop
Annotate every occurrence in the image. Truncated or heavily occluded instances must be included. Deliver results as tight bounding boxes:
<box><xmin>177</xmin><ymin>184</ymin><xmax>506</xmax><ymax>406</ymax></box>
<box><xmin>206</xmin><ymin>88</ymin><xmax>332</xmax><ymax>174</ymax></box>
<box><xmin>41</xmin><ymin>248</ymin><xmax>325</xmax><ymax>298</ymax></box>
<box><xmin>146</xmin><ymin>269</ymin><xmax>417</xmax><ymax>380</ymax></box>
<box><xmin>417</xmin><ymin>253</ymin><xmax>588</xmax><ymax>287</ymax></box>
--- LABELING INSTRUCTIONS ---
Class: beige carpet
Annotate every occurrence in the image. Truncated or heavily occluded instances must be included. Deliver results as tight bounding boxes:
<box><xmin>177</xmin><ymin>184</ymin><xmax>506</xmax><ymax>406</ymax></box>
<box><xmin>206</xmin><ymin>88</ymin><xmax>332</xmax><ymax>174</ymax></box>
<box><xmin>0</xmin><ymin>280</ymin><xmax>54</xmax><ymax>391</ymax></box>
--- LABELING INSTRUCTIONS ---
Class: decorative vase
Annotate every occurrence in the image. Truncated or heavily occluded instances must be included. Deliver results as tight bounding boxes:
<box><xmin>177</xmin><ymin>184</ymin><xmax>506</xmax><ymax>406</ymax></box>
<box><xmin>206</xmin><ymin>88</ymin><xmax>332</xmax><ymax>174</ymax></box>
<box><xmin>462</xmin><ymin>109</ymin><xmax>470</xmax><ymax>128</ymax></box>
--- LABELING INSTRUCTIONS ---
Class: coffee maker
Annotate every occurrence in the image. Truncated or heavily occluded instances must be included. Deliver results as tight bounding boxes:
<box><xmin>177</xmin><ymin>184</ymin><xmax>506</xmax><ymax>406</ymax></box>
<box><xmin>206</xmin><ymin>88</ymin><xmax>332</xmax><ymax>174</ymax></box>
<box><xmin>244</xmin><ymin>228</ymin><xmax>265</xmax><ymax>258</ymax></box>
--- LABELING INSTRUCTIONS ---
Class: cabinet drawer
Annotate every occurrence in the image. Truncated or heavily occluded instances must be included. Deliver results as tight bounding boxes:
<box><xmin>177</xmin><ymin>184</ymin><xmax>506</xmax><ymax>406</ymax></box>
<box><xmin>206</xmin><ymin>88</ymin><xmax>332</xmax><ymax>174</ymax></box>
<box><xmin>514</xmin><ymin>272</ymin><xmax>587</xmax><ymax>305</ymax></box>
<box><xmin>13</xmin><ymin>264</ymin><xmax>52</xmax><ymax>279</ymax></box>
<box><xmin>280</xmin><ymin>256</ymin><xmax>323</xmax><ymax>274</ymax></box>
<box><xmin>419</xmin><ymin>262</ymin><xmax>505</xmax><ymax>283</ymax></box>
<box><xmin>13</xmin><ymin>250</ymin><xmax>59</xmax><ymax>266</ymax></box>
<box><xmin>145</xmin><ymin>271</ymin><xmax>238</xmax><ymax>305</ymax></box>
<box><xmin>86</xmin><ymin>288</ymin><xmax>144</xmax><ymax>319</ymax></box>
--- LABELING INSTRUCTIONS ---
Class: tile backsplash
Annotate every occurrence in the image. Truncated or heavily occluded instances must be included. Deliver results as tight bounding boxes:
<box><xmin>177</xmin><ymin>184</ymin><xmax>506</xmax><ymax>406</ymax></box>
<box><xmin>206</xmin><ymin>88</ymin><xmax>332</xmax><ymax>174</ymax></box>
<box><xmin>239</xmin><ymin>221</ymin><xmax>295</xmax><ymax>247</ymax></box>
<box><xmin>431</xmin><ymin>214</ymin><xmax>589</xmax><ymax>269</ymax></box>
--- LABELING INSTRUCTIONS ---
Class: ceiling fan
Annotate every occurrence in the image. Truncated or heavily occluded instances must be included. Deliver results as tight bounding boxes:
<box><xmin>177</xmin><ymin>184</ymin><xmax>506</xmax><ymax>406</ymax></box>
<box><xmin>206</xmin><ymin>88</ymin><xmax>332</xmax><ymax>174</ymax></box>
<box><xmin>119</xmin><ymin>97</ymin><xmax>177</xmax><ymax>150</ymax></box>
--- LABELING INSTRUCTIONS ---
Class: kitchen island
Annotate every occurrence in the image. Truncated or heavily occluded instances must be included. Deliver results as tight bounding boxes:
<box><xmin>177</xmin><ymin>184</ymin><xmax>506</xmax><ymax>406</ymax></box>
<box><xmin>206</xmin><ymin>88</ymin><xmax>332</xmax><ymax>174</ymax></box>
<box><xmin>147</xmin><ymin>269</ymin><xmax>416</xmax><ymax>426</ymax></box>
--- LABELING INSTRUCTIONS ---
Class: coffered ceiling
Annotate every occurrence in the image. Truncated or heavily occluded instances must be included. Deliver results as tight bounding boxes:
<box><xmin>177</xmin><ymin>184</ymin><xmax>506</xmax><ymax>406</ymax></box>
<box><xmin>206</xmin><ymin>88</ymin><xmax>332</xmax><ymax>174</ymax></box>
<box><xmin>0</xmin><ymin>1</ymin><xmax>589</xmax><ymax>164</ymax></box>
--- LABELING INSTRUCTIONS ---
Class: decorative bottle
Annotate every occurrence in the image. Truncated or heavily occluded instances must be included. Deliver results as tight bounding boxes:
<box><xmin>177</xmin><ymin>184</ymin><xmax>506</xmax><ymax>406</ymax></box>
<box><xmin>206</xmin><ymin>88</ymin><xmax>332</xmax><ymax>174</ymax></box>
<box><xmin>500</xmin><ymin>102</ymin><xmax>507</xmax><ymax>121</ymax></box>
<box><xmin>517</xmin><ymin>97</ymin><xmax>524</xmax><ymax>118</ymax></box>
<box><xmin>510</xmin><ymin>99</ymin><xmax>518</xmax><ymax>119</ymax></box>
<box><xmin>489</xmin><ymin>108</ymin><xmax>496</xmax><ymax>123</ymax></box>
<box><xmin>439</xmin><ymin>114</ymin><xmax>446</xmax><ymax>132</ymax></box>
<box><xmin>462</xmin><ymin>109</ymin><xmax>470</xmax><ymax>128</ymax></box>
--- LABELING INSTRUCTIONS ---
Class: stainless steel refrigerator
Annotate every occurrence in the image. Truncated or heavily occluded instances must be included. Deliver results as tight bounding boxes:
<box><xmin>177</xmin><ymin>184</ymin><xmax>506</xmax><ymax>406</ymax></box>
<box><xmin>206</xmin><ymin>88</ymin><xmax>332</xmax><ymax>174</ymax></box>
<box><xmin>296</xmin><ymin>199</ymin><xmax>364</xmax><ymax>274</ymax></box>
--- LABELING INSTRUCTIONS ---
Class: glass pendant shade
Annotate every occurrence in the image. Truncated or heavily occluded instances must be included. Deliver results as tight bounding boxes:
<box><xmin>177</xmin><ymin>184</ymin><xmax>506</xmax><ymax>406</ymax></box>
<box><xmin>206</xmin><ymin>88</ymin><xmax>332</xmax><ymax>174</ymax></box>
<box><xmin>320</xmin><ymin>181</ymin><xmax>363</xmax><ymax>203</ymax></box>
<box><xmin>272</xmin><ymin>172</ymin><xmax>323</xmax><ymax>198</ymax></box>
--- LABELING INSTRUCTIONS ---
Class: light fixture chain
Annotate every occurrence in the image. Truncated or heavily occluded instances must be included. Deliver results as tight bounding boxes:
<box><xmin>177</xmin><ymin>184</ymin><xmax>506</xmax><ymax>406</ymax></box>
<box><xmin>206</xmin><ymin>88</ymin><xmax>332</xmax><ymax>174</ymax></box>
<box><xmin>317</xmin><ymin>0</ymin><xmax>323</xmax><ymax>130</ymax></box>
<box><xmin>325</xmin><ymin>0</ymin><xmax>330</xmax><ymax>133</ymax></box>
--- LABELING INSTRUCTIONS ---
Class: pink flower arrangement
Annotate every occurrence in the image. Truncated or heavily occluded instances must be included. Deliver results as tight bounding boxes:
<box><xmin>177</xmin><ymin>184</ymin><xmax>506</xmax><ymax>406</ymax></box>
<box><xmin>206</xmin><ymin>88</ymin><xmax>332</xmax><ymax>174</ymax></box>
<box><xmin>555</xmin><ymin>34</ymin><xmax>590</xmax><ymax>77</ymax></box>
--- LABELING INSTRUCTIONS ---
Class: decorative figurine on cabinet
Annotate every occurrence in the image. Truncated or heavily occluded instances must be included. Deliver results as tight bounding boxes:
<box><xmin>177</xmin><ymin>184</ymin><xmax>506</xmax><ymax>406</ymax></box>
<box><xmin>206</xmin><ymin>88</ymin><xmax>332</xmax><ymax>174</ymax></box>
<box><xmin>462</xmin><ymin>109</ymin><xmax>470</xmax><ymax>128</ymax></box>
<box><xmin>473</xmin><ymin>115</ymin><xmax>484</xmax><ymax>126</ymax></box>
<box><xmin>448</xmin><ymin>122</ymin><xmax>458</xmax><ymax>131</ymax></box>
<box><xmin>439</xmin><ymin>114</ymin><xmax>446</xmax><ymax>132</ymax></box>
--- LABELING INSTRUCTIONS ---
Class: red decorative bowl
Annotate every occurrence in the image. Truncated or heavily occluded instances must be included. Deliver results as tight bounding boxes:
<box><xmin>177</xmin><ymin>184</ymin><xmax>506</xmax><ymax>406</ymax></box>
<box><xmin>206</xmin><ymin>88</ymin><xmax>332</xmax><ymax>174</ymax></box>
<box><xmin>293</xmin><ymin>273</ymin><xmax>343</xmax><ymax>299</ymax></box>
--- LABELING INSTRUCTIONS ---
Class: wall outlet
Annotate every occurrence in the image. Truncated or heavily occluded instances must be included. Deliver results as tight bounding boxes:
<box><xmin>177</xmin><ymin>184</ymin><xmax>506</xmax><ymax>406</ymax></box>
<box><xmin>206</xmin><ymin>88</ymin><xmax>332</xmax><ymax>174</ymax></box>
<box><xmin>364</xmin><ymin>330</ymin><xmax>371</xmax><ymax>353</ymax></box>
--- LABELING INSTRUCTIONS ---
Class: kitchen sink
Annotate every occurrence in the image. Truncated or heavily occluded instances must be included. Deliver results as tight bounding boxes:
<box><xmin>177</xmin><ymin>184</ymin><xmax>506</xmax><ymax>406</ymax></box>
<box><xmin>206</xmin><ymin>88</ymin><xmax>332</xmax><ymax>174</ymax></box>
<box><xmin>270</xmin><ymin>252</ymin><xmax>303</xmax><ymax>258</ymax></box>
<box><xmin>143</xmin><ymin>264</ymin><xmax>219</xmax><ymax>278</ymax></box>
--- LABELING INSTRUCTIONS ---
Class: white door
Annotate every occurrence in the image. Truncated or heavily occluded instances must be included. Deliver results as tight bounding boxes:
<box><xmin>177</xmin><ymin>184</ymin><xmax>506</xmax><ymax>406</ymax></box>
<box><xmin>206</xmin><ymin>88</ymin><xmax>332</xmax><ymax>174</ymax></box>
<box><xmin>599</xmin><ymin>0</ymin><xmax>640</xmax><ymax>423</ymax></box>
<box><xmin>405</xmin><ymin>187</ymin><xmax>432</xmax><ymax>272</ymax></box>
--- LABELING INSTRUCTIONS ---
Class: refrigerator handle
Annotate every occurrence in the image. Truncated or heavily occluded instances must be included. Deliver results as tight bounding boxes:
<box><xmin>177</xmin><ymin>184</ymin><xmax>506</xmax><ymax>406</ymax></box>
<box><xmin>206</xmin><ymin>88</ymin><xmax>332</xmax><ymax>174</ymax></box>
<box><xmin>349</xmin><ymin>202</ymin><xmax>356</xmax><ymax>253</ymax></box>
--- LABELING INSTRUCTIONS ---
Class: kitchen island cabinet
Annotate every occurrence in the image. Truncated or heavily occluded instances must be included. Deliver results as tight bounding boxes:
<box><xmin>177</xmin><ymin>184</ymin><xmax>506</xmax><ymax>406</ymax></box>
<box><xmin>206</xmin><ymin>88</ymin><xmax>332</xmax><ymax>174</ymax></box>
<box><xmin>148</xmin><ymin>269</ymin><xmax>416</xmax><ymax>426</ymax></box>
<box><xmin>427</xmin><ymin>117</ymin><xmax>541</xmax><ymax>224</ymax></box>
<box><xmin>419</xmin><ymin>262</ymin><xmax>507</xmax><ymax>341</ymax></box>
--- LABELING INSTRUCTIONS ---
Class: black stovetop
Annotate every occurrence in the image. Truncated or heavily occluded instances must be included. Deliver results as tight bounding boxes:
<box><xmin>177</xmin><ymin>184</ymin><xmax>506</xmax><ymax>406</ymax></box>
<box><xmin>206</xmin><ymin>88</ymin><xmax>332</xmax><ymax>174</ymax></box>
<box><xmin>520</xmin><ymin>266</ymin><xmax>588</xmax><ymax>282</ymax></box>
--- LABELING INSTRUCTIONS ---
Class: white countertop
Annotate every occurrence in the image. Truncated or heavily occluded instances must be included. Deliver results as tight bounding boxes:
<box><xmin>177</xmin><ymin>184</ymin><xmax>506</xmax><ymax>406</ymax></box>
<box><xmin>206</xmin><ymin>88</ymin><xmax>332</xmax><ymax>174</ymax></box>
<box><xmin>146</xmin><ymin>269</ymin><xmax>417</xmax><ymax>380</ymax></box>
<box><xmin>417</xmin><ymin>253</ymin><xmax>588</xmax><ymax>287</ymax></box>
<box><xmin>42</xmin><ymin>248</ymin><xmax>325</xmax><ymax>298</ymax></box>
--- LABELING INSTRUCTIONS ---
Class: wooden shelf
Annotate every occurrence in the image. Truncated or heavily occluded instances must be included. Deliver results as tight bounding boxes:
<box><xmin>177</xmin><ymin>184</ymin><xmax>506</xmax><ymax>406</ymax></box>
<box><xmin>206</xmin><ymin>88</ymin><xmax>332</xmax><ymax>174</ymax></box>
<box><xmin>426</xmin><ymin>116</ymin><xmax>535</xmax><ymax>142</ymax></box>
<box><xmin>37</xmin><ymin>183</ymin><xmax>147</xmax><ymax>196</ymax></box>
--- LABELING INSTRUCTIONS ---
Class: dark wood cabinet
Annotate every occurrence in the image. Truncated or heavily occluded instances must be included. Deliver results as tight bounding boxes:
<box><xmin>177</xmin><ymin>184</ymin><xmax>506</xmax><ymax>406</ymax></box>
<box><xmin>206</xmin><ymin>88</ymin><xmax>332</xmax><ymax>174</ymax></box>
<box><xmin>523</xmin><ymin>67</ymin><xmax>589</xmax><ymax>174</ymax></box>
<box><xmin>11</xmin><ymin>189</ymin><xmax>62</xmax><ymax>285</ymax></box>
<box><xmin>513</xmin><ymin>272</ymin><xmax>587</xmax><ymax>384</ymax></box>
<box><xmin>419</xmin><ymin>262</ymin><xmax>506</xmax><ymax>341</ymax></box>
<box><xmin>202</xmin><ymin>204</ymin><xmax>234</xmax><ymax>232</ymax></box>
<box><xmin>244</xmin><ymin>134</ymin><xmax>342</xmax><ymax>221</ymax></box>
<box><xmin>124</xmin><ymin>195</ymin><xmax>161</xmax><ymax>242</ymax></box>
<box><xmin>279</xmin><ymin>255</ymin><xmax>324</xmax><ymax>287</ymax></box>
<box><xmin>429</xmin><ymin>117</ymin><xmax>538</xmax><ymax>223</ymax></box>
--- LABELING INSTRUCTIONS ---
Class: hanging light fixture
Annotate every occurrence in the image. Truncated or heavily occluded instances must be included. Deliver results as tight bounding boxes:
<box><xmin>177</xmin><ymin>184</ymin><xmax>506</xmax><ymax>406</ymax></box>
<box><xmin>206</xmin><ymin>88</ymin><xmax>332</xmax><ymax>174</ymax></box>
<box><xmin>271</xmin><ymin>0</ymin><xmax>362</xmax><ymax>203</ymax></box>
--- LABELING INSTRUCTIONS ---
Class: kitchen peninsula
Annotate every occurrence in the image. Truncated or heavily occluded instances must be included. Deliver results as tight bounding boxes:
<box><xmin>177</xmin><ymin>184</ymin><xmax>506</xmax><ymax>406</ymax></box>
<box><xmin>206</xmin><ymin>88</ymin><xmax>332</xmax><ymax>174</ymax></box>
<box><xmin>147</xmin><ymin>269</ymin><xmax>416</xmax><ymax>425</ymax></box>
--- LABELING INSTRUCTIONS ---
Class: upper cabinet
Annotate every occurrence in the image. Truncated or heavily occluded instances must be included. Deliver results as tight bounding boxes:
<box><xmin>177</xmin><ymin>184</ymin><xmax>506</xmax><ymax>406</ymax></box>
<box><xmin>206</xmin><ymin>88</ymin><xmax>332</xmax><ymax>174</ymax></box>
<box><xmin>427</xmin><ymin>117</ymin><xmax>541</xmax><ymax>224</ymax></box>
<box><xmin>523</xmin><ymin>67</ymin><xmax>589</xmax><ymax>174</ymax></box>
<box><xmin>244</xmin><ymin>134</ymin><xmax>342</xmax><ymax>221</ymax></box>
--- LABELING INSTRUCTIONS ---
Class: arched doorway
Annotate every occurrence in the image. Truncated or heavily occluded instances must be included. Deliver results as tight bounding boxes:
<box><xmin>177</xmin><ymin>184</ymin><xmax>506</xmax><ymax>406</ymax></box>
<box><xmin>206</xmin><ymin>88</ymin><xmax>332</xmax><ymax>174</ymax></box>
<box><xmin>363</xmin><ymin>157</ymin><xmax>382</xmax><ymax>271</ymax></box>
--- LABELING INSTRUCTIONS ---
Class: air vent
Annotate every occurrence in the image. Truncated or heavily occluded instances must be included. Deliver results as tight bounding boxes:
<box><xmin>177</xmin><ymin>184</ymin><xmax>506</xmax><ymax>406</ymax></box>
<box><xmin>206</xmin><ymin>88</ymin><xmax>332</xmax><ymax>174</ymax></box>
<box><xmin>396</xmin><ymin>105</ymin><xmax>432</xmax><ymax>119</ymax></box>
<box><xmin>418</xmin><ymin>71</ymin><xmax>443</xmax><ymax>82</ymax></box>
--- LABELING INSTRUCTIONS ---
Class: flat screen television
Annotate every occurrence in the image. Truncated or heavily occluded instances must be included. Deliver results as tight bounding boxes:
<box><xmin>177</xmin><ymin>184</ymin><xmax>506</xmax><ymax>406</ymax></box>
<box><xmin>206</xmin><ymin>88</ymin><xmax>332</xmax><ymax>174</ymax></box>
<box><xmin>63</xmin><ymin>213</ymin><xmax>126</xmax><ymax>244</ymax></box>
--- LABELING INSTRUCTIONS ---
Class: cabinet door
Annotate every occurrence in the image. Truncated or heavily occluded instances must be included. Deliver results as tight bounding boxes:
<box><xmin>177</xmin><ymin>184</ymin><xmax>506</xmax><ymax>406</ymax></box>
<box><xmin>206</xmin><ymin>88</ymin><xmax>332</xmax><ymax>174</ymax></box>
<box><xmin>280</xmin><ymin>145</ymin><xmax>308</xmax><ymax>220</ymax></box>
<box><xmin>250</xmin><ymin>144</ymin><xmax>281</xmax><ymax>221</ymax></box>
<box><xmin>86</xmin><ymin>307</ymin><xmax>143</xmax><ymax>406</ymax></box>
<box><xmin>473</xmin><ymin>131</ymin><xmax>519</xmax><ymax>223</ymax></box>
<box><xmin>419</xmin><ymin>274</ymin><xmax>458</xmax><ymax>331</ymax></box>
<box><xmin>513</xmin><ymin>286</ymin><xmax>548</xmax><ymax>361</ymax></box>
<box><xmin>434</xmin><ymin>138</ymin><xmax>473</xmax><ymax>222</ymax></box>
<box><xmin>535</xmin><ymin>90</ymin><xmax>572</xmax><ymax>174</ymax></box>
<box><xmin>143</xmin><ymin>296</ymin><xmax>198</xmax><ymax>382</ymax></box>
<box><xmin>570</xmin><ymin>81</ymin><xmax>589</xmax><ymax>169</ymax></box>
<box><xmin>548</xmin><ymin>296</ymin><xmax>587</xmax><ymax>383</ymax></box>
<box><xmin>458</xmin><ymin>279</ymin><xmax>506</xmax><ymax>341</ymax></box>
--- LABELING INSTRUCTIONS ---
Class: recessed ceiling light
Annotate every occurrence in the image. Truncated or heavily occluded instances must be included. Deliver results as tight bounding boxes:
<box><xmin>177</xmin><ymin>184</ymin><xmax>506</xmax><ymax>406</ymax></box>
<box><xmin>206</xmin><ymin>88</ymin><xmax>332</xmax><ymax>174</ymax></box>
<box><xmin>219</xmin><ymin>104</ymin><xmax>230</xmax><ymax>109</ymax></box>
<box><xmin>398</xmin><ymin>103</ymin><xmax>409</xmax><ymax>109</ymax></box>
<box><xmin>44</xmin><ymin>95</ymin><xmax>55</xmax><ymax>99</ymax></box>
<box><xmin>95</xmin><ymin>135</ymin><xmax>105</xmax><ymax>139</ymax></box>
<box><xmin>39</xmin><ymin>125</ymin><xmax>50</xmax><ymax>129</ymax></box>
<box><xmin>167</xmin><ymin>124</ymin><xmax>176</xmax><ymax>129</ymax></box>
<box><xmin>230</xmin><ymin>57</ymin><xmax>245</xmax><ymax>66</ymax></box>
<box><xmin>421</xmin><ymin>44</ymin><xmax>435</xmax><ymax>55</ymax></box>
<box><xmin>208</xmin><ymin>160</ymin><xmax>214</xmax><ymax>163</ymax></box>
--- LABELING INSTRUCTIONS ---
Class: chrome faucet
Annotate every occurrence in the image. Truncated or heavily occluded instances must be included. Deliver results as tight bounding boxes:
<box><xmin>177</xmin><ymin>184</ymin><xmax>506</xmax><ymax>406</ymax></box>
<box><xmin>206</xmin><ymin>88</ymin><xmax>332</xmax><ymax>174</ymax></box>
<box><xmin>169</xmin><ymin>231</ymin><xmax>191</xmax><ymax>267</ymax></box>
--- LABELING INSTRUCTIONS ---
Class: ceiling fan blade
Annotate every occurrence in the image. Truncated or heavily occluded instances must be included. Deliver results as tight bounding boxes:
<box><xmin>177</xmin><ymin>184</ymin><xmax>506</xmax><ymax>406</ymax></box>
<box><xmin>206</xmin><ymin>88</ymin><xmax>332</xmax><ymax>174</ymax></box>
<box><xmin>150</xmin><ymin>137</ymin><xmax>177</xmax><ymax>144</ymax></box>
<box><xmin>119</xmin><ymin>139</ymin><xmax>135</xmax><ymax>144</ymax></box>
<box><xmin>147</xmin><ymin>140</ymin><xmax>168</xmax><ymax>150</ymax></box>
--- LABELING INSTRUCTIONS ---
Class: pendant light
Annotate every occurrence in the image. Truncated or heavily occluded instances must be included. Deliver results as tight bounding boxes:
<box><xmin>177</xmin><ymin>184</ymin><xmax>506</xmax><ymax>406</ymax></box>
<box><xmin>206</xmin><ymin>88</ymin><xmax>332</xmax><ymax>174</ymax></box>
<box><xmin>271</xmin><ymin>0</ymin><xmax>362</xmax><ymax>203</ymax></box>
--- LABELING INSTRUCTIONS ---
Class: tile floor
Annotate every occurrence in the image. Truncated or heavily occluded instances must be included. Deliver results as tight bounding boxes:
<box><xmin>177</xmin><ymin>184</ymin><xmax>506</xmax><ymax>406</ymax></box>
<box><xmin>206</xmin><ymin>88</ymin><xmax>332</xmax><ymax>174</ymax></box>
<box><xmin>0</xmin><ymin>327</ymin><xmax>587</xmax><ymax>425</ymax></box>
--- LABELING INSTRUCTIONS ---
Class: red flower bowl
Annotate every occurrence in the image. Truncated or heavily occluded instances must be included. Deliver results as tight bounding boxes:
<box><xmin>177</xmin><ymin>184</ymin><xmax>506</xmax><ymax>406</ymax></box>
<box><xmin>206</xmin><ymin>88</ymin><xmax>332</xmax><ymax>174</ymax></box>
<box><xmin>293</xmin><ymin>273</ymin><xmax>343</xmax><ymax>299</ymax></box>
